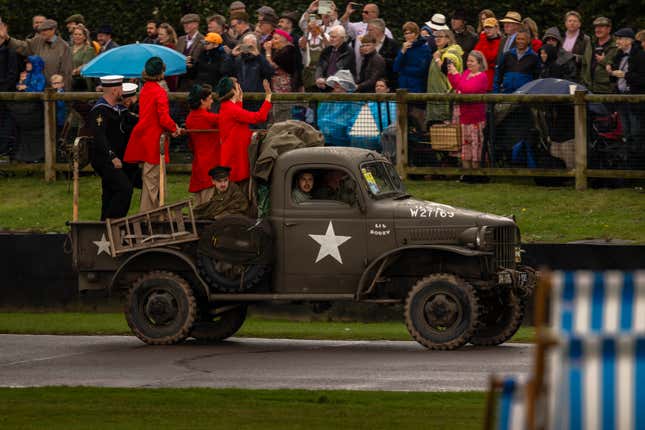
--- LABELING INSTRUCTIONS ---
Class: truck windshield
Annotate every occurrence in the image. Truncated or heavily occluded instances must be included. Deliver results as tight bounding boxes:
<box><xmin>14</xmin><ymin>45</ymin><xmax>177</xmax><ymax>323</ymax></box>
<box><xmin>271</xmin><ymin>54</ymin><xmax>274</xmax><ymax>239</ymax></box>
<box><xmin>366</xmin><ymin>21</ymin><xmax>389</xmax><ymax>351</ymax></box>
<box><xmin>360</xmin><ymin>162</ymin><xmax>406</xmax><ymax>199</ymax></box>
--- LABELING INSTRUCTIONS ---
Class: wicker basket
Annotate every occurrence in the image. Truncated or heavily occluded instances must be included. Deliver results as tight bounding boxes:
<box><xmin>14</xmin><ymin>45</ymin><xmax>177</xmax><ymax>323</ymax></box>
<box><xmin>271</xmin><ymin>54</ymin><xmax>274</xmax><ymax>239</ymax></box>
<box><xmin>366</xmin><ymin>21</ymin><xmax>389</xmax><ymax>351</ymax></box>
<box><xmin>430</xmin><ymin>124</ymin><xmax>461</xmax><ymax>152</ymax></box>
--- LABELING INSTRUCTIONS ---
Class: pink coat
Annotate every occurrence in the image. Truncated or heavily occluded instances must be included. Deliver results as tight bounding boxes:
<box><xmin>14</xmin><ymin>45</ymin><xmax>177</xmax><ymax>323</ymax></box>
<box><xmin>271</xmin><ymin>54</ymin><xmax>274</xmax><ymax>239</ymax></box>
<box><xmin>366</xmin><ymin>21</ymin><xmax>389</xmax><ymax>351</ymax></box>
<box><xmin>448</xmin><ymin>71</ymin><xmax>488</xmax><ymax>124</ymax></box>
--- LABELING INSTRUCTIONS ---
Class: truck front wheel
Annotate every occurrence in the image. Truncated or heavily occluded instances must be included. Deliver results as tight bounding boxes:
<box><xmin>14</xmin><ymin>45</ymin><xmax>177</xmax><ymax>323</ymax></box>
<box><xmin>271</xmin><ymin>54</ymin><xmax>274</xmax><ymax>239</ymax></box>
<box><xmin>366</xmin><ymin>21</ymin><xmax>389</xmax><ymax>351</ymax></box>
<box><xmin>404</xmin><ymin>273</ymin><xmax>480</xmax><ymax>350</ymax></box>
<box><xmin>190</xmin><ymin>305</ymin><xmax>248</xmax><ymax>341</ymax></box>
<box><xmin>125</xmin><ymin>271</ymin><xmax>197</xmax><ymax>345</ymax></box>
<box><xmin>470</xmin><ymin>290</ymin><xmax>525</xmax><ymax>346</ymax></box>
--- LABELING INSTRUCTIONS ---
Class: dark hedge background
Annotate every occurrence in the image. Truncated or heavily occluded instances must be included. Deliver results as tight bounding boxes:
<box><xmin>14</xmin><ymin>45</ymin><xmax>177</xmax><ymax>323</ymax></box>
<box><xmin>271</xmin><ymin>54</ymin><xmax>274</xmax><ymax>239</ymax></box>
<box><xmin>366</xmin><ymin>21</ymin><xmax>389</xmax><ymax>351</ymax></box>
<box><xmin>0</xmin><ymin>0</ymin><xmax>642</xmax><ymax>43</ymax></box>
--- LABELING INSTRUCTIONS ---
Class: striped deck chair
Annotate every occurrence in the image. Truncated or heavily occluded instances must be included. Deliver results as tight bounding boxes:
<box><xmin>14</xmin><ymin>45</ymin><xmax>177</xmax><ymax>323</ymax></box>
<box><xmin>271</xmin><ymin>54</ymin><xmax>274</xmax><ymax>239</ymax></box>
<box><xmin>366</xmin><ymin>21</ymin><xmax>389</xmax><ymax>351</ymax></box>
<box><xmin>548</xmin><ymin>335</ymin><xmax>645</xmax><ymax>430</ymax></box>
<box><xmin>550</xmin><ymin>271</ymin><xmax>645</xmax><ymax>335</ymax></box>
<box><xmin>490</xmin><ymin>377</ymin><xmax>528</xmax><ymax>430</ymax></box>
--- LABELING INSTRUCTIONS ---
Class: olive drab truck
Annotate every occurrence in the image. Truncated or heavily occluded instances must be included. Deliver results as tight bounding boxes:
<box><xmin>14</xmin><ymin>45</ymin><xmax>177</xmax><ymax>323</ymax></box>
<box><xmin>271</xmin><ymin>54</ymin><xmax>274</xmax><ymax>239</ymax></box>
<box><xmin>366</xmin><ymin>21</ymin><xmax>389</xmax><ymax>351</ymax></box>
<box><xmin>71</xmin><ymin>143</ymin><xmax>536</xmax><ymax>350</ymax></box>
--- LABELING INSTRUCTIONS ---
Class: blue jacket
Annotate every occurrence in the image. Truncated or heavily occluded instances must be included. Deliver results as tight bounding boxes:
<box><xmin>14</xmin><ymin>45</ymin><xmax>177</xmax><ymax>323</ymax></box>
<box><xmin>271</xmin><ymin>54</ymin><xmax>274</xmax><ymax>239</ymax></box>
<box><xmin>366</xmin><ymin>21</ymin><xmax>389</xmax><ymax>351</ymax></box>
<box><xmin>493</xmin><ymin>47</ymin><xmax>540</xmax><ymax>93</ymax></box>
<box><xmin>393</xmin><ymin>38</ymin><xmax>431</xmax><ymax>93</ymax></box>
<box><xmin>25</xmin><ymin>55</ymin><xmax>46</xmax><ymax>92</ymax></box>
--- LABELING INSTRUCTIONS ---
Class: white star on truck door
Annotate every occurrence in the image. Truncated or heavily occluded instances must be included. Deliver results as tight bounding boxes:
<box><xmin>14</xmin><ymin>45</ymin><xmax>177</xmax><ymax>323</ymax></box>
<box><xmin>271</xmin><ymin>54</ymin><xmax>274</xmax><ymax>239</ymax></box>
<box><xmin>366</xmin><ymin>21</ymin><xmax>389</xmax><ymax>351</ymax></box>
<box><xmin>308</xmin><ymin>221</ymin><xmax>351</xmax><ymax>264</ymax></box>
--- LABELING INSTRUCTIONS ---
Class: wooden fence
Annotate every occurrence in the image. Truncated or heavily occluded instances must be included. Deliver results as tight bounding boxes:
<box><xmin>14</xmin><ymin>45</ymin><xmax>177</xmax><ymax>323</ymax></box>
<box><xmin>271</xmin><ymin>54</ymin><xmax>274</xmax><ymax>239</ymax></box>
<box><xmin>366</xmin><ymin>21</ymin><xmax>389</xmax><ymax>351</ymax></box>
<box><xmin>1</xmin><ymin>89</ymin><xmax>644</xmax><ymax>190</ymax></box>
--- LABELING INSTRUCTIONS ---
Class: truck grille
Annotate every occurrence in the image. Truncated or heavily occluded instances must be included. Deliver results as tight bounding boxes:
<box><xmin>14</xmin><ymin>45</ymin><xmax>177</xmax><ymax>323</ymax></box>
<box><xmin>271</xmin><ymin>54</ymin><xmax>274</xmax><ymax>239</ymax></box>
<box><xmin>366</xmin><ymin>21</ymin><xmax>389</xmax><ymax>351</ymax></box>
<box><xmin>492</xmin><ymin>225</ymin><xmax>518</xmax><ymax>269</ymax></box>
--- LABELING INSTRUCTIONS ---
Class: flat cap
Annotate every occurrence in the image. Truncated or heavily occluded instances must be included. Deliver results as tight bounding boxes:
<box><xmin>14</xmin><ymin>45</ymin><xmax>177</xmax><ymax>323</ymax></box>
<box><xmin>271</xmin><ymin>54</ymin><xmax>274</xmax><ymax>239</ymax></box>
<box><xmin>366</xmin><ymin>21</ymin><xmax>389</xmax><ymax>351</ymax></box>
<box><xmin>614</xmin><ymin>27</ymin><xmax>635</xmax><ymax>38</ymax></box>
<box><xmin>257</xmin><ymin>6</ymin><xmax>276</xmax><ymax>17</ymax></box>
<box><xmin>180</xmin><ymin>13</ymin><xmax>201</xmax><ymax>24</ymax></box>
<box><xmin>37</xmin><ymin>19</ymin><xmax>58</xmax><ymax>31</ymax></box>
<box><xmin>65</xmin><ymin>14</ymin><xmax>85</xmax><ymax>24</ymax></box>
<box><xmin>592</xmin><ymin>16</ymin><xmax>611</xmax><ymax>27</ymax></box>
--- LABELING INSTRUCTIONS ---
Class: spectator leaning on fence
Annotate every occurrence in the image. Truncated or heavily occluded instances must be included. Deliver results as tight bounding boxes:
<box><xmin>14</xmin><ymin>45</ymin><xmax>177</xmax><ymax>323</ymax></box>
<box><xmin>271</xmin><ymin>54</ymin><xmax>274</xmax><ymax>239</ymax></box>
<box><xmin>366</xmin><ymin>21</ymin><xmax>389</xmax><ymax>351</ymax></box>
<box><xmin>0</xmin><ymin>18</ymin><xmax>73</xmax><ymax>90</ymax></box>
<box><xmin>581</xmin><ymin>16</ymin><xmax>617</xmax><ymax>94</ymax></box>
<box><xmin>474</xmin><ymin>18</ymin><xmax>500</xmax><ymax>92</ymax></box>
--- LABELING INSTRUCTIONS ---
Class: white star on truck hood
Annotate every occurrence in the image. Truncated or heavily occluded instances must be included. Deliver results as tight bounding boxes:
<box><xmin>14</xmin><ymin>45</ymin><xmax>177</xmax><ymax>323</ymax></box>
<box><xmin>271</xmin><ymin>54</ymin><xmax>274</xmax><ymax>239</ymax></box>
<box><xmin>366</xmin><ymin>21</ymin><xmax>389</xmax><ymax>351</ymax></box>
<box><xmin>93</xmin><ymin>234</ymin><xmax>111</xmax><ymax>256</ymax></box>
<box><xmin>308</xmin><ymin>221</ymin><xmax>351</xmax><ymax>264</ymax></box>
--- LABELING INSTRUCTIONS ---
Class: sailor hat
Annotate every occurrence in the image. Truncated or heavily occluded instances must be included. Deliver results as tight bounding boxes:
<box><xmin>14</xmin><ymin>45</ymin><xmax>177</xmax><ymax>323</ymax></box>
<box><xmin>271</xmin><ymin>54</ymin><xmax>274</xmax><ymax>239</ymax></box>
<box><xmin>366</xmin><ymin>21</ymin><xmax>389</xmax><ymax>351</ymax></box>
<box><xmin>100</xmin><ymin>75</ymin><xmax>124</xmax><ymax>87</ymax></box>
<box><xmin>122</xmin><ymin>82</ymin><xmax>138</xmax><ymax>97</ymax></box>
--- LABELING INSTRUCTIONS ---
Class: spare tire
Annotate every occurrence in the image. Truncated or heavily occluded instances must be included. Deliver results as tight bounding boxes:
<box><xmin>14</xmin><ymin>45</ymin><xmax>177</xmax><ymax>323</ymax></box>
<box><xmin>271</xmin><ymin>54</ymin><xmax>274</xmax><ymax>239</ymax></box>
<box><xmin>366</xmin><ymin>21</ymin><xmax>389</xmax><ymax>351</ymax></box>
<box><xmin>197</xmin><ymin>215</ymin><xmax>272</xmax><ymax>292</ymax></box>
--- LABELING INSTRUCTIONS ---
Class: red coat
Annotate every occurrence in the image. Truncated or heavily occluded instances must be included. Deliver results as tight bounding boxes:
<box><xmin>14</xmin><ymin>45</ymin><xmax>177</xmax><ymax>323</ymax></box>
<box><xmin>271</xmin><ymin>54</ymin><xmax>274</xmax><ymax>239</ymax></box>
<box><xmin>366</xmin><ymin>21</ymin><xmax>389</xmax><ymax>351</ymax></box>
<box><xmin>218</xmin><ymin>99</ymin><xmax>272</xmax><ymax>182</ymax></box>
<box><xmin>185</xmin><ymin>108</ymin><xmax>220</xmax><ymax>193</ymax></box>
<box><xmin>474</xmin><ymin>32</ymin><xmax>501</xmax><ymax>92</ymax></box>
<box><xmin>124</xmin><ymin>81</ymin><xmax>177</xmax><ymax>165</ymax></box>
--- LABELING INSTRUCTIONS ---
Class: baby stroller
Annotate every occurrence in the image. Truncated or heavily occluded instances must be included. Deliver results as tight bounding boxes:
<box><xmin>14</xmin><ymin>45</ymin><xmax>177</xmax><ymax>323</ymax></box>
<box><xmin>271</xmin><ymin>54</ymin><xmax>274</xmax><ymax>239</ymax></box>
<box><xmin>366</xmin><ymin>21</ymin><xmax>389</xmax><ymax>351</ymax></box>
<box><xmin>589</xmin><ymin>109</ymin><xmax>627</xmax><ymax>170</ymax></box>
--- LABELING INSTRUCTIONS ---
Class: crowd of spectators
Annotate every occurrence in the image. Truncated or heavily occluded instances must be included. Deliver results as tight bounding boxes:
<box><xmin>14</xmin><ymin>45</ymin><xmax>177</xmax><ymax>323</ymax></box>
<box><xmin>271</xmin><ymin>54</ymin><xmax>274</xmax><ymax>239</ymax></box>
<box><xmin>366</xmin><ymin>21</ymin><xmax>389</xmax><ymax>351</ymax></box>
<box><xmin>0</xmin><ymin>4</ymin><xmax>643</xmax><ymax>171</ymax></box>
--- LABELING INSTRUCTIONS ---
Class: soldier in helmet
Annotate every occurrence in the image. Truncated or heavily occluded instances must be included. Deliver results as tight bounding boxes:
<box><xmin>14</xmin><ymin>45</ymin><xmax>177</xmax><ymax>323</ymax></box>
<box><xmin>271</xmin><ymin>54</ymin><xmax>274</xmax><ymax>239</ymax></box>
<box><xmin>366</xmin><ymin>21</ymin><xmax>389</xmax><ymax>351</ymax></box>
<box><xmin>88</xmin><ymin>75</ymin><xmax>133</xmax><ymax>220</ymax></box>
<box><xmin>193</xmin><ymin>166</ymin><xmax>249</xmax><ymax>219</ymax></box>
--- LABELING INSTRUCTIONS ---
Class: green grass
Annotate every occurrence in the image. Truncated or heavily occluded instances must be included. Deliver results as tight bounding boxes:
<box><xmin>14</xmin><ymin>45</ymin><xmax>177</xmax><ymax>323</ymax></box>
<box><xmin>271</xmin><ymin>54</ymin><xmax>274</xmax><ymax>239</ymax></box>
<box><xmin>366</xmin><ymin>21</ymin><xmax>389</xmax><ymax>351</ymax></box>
<box><xmin>1</xmin><ymin>174</ymin><xmax>644</xmax><ymax>242</ymax></box>
<box><xmin>0</xmin><ymin>387</ymin><xmax>486</xmax><ymax>430</ymax></box>
<box><xmin>0</xmin><ymin>312</ymin><xmax>535</xmax><ymax>343</ymax></box>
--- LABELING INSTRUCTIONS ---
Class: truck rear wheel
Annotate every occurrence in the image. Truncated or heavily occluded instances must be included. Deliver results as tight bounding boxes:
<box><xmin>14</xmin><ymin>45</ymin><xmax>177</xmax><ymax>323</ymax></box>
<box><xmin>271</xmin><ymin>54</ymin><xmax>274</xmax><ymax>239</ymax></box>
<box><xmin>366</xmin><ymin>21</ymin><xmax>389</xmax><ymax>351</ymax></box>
<box><xmin>404</xmin><ymin>273</ymin><xmax>480</xmax><ymax>350</ymax></box>
<box><xmin>125</xmin><ymin>271</ymin><xmax>196</xmax><ymax>345</ymax></box>
<box><xmin>190</xmin><ymin>305</ymin><xmax>248</xmax><ymax>341</ymax></box>
<box><xmin>470</xmin><ymin>290</ymin><xmax>525</xmax><ymax>346</ymax></box>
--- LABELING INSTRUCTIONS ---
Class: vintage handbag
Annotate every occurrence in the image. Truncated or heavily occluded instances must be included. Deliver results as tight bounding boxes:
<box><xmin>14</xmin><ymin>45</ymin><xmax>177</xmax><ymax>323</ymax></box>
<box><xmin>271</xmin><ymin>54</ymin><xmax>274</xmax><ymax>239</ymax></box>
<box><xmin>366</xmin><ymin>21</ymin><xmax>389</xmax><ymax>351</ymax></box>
<box><xmin>430</xmin><ymin>123</ymin><xmax>461</xmax><ymax>152</ymax></box>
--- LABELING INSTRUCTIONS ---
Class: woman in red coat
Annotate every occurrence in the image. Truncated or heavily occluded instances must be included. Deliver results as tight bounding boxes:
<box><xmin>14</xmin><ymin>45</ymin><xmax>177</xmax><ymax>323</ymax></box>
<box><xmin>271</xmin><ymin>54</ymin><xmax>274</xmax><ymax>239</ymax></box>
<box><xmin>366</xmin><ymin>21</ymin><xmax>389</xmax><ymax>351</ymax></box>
<box><xmin>474</xmin><ymin>18</ymin><xmax>502</xmax><ymax>92</ymax></box>
<box><xmin>216</xmin><ymin>76</ymin><xmax>272</xmax><ymax>185</ymax></box>
<box><xmin>185</xmin><ymin>84</ymin><xmax>220</xmax><ymax>205</ymax></box>
<box><xmin>124</xmin><ymin>57</ymin><xmax>181</xmax><ymax>211</ymax></box>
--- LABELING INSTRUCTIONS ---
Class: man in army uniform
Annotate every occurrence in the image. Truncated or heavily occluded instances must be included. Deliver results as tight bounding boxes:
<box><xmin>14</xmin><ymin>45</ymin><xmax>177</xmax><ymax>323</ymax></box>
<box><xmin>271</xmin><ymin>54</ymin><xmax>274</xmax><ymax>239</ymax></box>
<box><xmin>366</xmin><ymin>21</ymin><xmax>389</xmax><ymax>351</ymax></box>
<box><xmin>292</xmin><ymin>171</ymin><xmax>314</xmax><ymax>203</ymax></box>
<box><xmin>194</xmin><ymin>166</ymin><xmax>249</xmax><ymax>219</ymax></box>
<box><xmin>88</xmin><ymin>75</ymin><xmax>133</xmax><ymax>220</ymax></box>
<box><xmin>315</xmin><ymin>170</ymin><xmax>357</xmax><ymax>206</ymax></box>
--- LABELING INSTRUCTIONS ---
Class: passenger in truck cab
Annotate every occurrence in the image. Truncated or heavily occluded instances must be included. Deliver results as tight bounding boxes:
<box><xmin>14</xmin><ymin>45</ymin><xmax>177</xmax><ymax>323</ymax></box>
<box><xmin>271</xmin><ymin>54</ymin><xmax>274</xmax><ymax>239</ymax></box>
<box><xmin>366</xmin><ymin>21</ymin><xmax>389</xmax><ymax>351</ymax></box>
<box><xmin>292</xmin><ymin>171</ymin><xmax>315</xmax><ymax>203</ymax></box>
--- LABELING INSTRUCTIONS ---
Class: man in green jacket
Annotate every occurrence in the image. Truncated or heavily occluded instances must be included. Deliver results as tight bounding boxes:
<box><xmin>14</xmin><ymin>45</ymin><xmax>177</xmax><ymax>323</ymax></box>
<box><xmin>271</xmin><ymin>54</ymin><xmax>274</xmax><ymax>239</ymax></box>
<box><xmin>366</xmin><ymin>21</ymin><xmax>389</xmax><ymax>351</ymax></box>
<box><xmin>581</xmin><ymin>17</ymin><xmax>617</xmax><ymax>93</ymax></box>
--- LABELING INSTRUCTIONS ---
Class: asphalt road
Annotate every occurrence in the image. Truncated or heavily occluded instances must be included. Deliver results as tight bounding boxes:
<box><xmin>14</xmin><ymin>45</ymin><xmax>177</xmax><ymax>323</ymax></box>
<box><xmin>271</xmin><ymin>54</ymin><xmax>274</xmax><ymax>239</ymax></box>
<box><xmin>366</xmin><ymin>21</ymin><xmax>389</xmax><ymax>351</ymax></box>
<box><xmin>0</xmin><ymin>335</ymin><xmax>532</xmax><ymax>391</ymax></box>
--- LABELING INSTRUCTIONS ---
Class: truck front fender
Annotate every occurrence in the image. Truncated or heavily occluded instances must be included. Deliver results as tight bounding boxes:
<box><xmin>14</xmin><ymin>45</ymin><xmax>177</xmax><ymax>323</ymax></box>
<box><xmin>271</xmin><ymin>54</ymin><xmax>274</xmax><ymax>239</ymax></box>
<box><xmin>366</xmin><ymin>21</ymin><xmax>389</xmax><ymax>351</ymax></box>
<box><xmin>357</xmin><ymin>245</ymin><xmax>491</xmax><ymax>298</ymax></box>
<box><xmin>109</xmin><ymin>248</ymin><xmax>210</xmax><ymax>298</ymax></box>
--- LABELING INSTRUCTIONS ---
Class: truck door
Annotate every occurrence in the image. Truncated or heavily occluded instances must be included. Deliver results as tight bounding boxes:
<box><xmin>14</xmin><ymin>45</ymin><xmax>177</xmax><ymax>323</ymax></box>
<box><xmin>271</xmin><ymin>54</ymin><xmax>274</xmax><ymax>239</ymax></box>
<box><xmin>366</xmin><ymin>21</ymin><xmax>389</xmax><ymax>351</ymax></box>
<box><xmin>281</xmin><ymin>166</ymin><xmax>367</xmax><ymax>293</ymax></box>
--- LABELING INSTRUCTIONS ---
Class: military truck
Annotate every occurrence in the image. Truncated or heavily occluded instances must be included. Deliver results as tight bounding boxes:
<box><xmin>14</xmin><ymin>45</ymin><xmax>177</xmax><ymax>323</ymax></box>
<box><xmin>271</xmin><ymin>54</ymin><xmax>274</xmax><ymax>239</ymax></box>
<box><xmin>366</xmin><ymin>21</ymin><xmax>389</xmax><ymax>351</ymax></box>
<box><xmin>71</xmin><ymin>146</ymin><xmax>535</xmax><ymax>350</ymax></box>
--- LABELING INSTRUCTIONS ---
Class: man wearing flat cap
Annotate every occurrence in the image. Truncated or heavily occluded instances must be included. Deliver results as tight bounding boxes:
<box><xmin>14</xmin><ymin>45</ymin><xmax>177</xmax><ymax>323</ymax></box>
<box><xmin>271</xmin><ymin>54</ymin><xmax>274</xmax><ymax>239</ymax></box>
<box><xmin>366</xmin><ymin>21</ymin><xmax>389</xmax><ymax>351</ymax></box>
<box><xmin>176</xmin><ymin>13</ymin><xmax>205</xmax><ymax>90</ymax></box>
<box><xmin>193</xmin><ymin>166</ymin><xmax>249</xmax><ymax>219</ymax></box>
<box><xmin>451</xmin><ymin>9</ymin><xmax>477</xmax><ymax>62</ymax></box>
<box><xmin>88</xmin><ymin>75</ymin><xmax>135</xmax><ymax>220</ymax></box>
<box><xmin>581</xmin><ymin>17</ymin><xmax>617</xmax><ymax>94</ymax></box>
<box><xmin>97</xmin><ymin>24</ymin><xmax>119</xmax><ymax>53</ymax></box>
<box><xmin>0</xmin><ymin>18</ymin><xmax>73</xmax><ymax>89</ymax></box>
<box><xmin>65</xmin><ymin>14</ymin><xmax>85</xmax><ymax>44</ymax></box>
<box><xmin>229</xmin><ymin>1</ymin><xmax>247</xmax><ymax>16</ymax></box>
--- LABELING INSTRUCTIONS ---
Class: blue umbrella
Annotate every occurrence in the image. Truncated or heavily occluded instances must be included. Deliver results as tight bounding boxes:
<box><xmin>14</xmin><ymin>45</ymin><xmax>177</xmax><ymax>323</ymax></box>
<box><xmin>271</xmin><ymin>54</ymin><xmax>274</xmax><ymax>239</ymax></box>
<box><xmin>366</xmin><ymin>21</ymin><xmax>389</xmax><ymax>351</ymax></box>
<box><xmin>81</xmin><ymin>43</ymin><xmax>187</xmax><ymax>78</ymax></box>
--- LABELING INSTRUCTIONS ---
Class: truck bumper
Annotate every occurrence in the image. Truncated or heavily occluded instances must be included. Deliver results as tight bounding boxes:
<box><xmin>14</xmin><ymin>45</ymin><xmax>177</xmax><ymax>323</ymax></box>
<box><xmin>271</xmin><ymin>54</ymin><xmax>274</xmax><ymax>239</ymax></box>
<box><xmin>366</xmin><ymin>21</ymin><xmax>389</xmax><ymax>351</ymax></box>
<box><xmin>497</xmin><ymin>265</ymin><xmax>537</xmax><ymax>297</ymax></box>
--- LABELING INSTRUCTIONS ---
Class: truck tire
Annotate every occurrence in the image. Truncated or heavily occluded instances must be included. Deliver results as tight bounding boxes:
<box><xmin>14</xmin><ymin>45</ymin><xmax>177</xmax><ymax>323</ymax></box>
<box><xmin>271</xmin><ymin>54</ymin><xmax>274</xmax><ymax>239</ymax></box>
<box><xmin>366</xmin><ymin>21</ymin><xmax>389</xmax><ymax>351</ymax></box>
<box><xmin>125</xmin><ymin>271</ymin><xmax>196</xmax><ymax>345</ymax></box>
<box><xmin>190</xmin><ymin>305</ymin><xmax>248</xmax><ymax>341</ymax></box>
<box><xmin>404</xmin><ymin>273</ymin><xmax>480</xmax><ymax>350</ymax></box>
<box><xmin>197</xmin><ymin>257</ymin><xmax>269</xmax><ymax>293</ymax></box>
<box><xmin>470</xmin><ymin>290</ymin><xmax>525</xmax><ymax>346</ymax></box>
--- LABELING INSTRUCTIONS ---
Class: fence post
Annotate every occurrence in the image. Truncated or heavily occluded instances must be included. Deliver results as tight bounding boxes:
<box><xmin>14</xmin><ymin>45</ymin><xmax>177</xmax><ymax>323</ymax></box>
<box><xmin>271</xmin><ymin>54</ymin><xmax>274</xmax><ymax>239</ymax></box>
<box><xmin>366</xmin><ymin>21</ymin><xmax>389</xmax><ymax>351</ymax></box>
<box><xmin>43</xmin><ymin>88</ymin><xmax>57</xmax><ymax>182</ymax></box>
<box><xmin>573</xmin><ymin>90</ymin><xmax>587</xmax><ymax>190</ymax></box>
<box><xmin>395</xmin><ymin>89</ymin><xmax>408</xmax><ymax>179</ymax></box>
